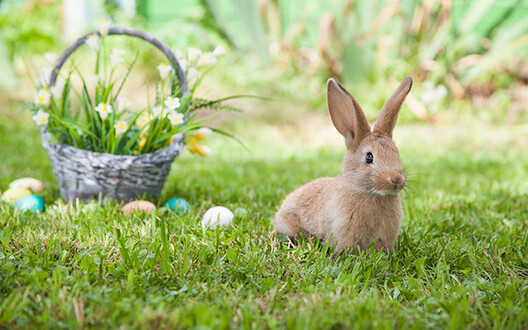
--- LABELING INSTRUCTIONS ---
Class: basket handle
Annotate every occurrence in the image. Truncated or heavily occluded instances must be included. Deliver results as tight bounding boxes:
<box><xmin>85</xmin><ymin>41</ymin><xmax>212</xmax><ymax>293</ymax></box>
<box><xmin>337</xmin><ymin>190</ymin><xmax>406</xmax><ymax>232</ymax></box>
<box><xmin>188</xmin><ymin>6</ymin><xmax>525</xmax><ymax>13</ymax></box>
<box><xmin>48</xmin><ymin>26</ymin><xmax>187</xmax><ymax>96</ymax></box>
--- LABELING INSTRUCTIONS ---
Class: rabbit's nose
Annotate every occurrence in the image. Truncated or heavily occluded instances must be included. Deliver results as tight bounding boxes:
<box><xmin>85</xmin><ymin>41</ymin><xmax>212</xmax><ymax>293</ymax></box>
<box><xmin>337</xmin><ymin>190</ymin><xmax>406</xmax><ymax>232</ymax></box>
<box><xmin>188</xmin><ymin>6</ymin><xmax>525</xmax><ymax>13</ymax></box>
<box><xmin>390</xmin><ymin>175</ymin><xmax>404</xmax><ymax>185</ymax></box>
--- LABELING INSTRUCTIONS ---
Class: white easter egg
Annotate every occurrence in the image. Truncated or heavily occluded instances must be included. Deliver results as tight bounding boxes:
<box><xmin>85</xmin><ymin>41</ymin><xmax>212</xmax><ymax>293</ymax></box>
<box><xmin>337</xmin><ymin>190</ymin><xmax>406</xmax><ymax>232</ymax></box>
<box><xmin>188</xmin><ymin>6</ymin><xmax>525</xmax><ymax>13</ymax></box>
<box><xmin>202</xmin><ymin>206</ymin><xmax>233</xmax><ymax>230</ymax></box>
<box><xmin>9</xmin><ymin>177</ymin><xmax>45</xmax><ymax>192</ymax></box>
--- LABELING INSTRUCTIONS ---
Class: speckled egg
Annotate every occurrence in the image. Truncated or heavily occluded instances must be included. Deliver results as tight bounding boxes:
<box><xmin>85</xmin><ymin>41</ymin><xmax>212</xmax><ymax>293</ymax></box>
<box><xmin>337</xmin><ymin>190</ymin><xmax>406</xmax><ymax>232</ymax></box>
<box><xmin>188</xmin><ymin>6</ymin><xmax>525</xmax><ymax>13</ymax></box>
<box><xmin>163</xmin><ymin>198</ymin><xmax>190</xmax><ymax>214</ymax></box>
<box><xmin>202</xmin><ymin>206</ymin><xmax>234</xmax><ymax>230</ymax></box>
<box><xmin>121</xmin><ymin>200</ymin><xmax>157</xmax><ymax>217</ymax></box>
<box><xmin>9</xmin><ymin>177</ymin><xmax>45</xmax><ymax>192</ymax></box>
<box><xmin>2</xmin><ymin>187</ymin><xmax>32</xmax><ymax>204</ymax></box>
<box><xmin>14</xmin><ymin>194</ymin><xmax>46</xmax><ymax>214</ymax></box>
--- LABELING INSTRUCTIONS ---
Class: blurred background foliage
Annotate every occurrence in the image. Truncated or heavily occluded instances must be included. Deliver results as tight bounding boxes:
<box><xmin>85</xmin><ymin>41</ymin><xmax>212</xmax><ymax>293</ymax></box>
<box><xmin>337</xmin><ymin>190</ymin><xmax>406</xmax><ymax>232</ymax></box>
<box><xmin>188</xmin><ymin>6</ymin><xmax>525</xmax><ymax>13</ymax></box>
<box><xmin>0</xmin><ymin>0</ymin><xmax>527</xmax><ymax>124</ymax></box>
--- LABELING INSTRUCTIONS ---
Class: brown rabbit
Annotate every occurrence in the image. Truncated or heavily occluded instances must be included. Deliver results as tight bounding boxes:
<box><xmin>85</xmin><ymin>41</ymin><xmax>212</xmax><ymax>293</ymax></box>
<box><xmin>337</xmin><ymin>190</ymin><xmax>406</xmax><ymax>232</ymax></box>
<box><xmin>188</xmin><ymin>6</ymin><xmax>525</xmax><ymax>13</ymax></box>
<box><xmin>273</xmin><ymin>77</ymin><xmax>413</xmax><ymax>253</ymax></box>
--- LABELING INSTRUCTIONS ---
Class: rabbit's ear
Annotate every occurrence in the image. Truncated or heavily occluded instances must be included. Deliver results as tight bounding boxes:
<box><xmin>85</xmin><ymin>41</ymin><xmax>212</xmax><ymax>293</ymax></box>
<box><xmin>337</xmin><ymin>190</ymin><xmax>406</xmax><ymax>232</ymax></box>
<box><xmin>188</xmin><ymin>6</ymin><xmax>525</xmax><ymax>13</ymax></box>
<box><xmin>327</xmin><ymin>78</ymin><xmax>371</xmax><ymax>149</ymax></box>
<box><xmin>373</xmin><ymin>76</ymin><xmax>413</xmax><ymax>137</ymax></box>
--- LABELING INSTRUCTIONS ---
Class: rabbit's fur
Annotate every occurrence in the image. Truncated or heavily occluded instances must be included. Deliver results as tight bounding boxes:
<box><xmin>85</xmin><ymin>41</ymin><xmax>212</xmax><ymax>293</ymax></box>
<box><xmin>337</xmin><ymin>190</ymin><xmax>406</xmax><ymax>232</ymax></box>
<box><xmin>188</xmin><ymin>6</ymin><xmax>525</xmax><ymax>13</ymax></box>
<box><xmin>274</xmin><ymin>77</ymin><xmax>413</xmax><ymax>253</ymax></box>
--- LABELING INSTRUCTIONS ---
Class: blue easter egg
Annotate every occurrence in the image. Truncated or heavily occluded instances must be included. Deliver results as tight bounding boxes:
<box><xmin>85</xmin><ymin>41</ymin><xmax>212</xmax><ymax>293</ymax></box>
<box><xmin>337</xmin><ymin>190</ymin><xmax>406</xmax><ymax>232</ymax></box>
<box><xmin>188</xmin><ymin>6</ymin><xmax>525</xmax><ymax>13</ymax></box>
<box><xmin>14</xmin><ymin>194</ymin><xmax>46</xmax><ymax>214</ymax></box>
<box><xmin>163</xmin><ymin>198</ymin><xmax>190</xmax><ymax>214</ymax></box>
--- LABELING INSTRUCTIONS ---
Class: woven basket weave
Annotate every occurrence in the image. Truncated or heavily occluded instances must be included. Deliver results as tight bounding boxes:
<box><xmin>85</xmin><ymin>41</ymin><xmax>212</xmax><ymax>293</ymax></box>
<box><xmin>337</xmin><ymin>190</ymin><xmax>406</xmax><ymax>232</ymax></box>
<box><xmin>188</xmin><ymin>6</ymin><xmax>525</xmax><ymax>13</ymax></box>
<box><xmin>42</xmin><ymin>27</ymin><xmax>187</xmax><ymax>203</ymax></box>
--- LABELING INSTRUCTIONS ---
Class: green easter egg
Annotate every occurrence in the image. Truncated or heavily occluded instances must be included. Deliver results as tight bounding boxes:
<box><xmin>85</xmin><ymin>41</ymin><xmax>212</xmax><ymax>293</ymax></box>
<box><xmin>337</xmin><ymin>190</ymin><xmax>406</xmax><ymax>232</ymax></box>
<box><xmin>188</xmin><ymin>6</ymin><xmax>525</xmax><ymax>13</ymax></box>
<box><xmin>14</xmin><ymin>194</ymin><xmax>46</xmax><ymax>214</ymax></box>
<box><xmin>164</xmin><ymin>198</ymin><xmax>190</xmax><ymax>214</ymax></box>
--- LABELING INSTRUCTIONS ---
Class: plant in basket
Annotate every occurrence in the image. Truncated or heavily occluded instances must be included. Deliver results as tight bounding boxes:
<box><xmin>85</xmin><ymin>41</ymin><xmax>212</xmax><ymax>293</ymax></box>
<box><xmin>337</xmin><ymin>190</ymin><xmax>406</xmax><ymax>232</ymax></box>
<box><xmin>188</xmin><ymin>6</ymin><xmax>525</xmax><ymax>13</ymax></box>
<box><xmin>28</xmin><ymin>24</ymin><xmax>243</xmax><ymax>203</ymax></box>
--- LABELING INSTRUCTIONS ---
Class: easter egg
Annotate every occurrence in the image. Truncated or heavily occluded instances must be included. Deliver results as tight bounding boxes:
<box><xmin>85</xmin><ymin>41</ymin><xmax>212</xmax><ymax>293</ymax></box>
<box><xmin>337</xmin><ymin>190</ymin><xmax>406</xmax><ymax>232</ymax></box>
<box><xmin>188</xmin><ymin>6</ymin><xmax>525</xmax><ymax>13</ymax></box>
<box><xmin>121</xmin><ymin>200</ymin><xmax>157</xmax><ymax>217</ymax></box>
<box><xmin>14</xmin><ymin>194</ymin><xmax>46</xmax><ymax>213</ymax></box>
<box><xmin>164</xmin><ymin>198</ymin><xmax>190</xmax><ymax>214</ymax></box>
<box><xmin>9</xmin><ymin>177</ymin><xmax>45</xmax><ymax>192</ymax></box>
<box><xmin>202</xmin><ymin>206</ymin><xmax>233</xmax><ymax>230</ymax></box>
<box><xmin>2</xmin><ymin>187</ymin><xmax>32</xmax><ymax>204</ymax></box>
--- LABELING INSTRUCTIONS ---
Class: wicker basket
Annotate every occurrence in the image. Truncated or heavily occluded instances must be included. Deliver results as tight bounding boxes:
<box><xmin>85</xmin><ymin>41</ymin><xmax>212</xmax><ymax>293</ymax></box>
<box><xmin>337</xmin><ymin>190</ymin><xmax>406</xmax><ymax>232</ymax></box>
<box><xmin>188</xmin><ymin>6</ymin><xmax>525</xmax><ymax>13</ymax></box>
<box><xmin>42</xmin><ymin>27</ymin><xmax>187</xmax><ymax>203</ymax></box>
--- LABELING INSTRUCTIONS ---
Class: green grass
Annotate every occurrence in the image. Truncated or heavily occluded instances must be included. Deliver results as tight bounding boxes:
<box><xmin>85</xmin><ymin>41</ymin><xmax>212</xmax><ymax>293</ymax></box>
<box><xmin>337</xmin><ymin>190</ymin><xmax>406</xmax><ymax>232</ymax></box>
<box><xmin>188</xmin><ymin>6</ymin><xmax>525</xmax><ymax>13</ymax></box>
<box><xmin>1</xmin><ymin>105</ymin><xmax>528</xmax><ymax>329</ymax></box>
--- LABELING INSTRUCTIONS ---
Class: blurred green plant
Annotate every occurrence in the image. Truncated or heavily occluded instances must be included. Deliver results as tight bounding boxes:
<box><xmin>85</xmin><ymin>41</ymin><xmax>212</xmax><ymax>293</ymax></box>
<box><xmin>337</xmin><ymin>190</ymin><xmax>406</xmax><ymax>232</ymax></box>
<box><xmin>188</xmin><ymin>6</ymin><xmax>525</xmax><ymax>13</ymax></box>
<box><xmin>0</xmin><ymin>0</ymin><xmax>63</xmax><ymax>89</ymax></box>
<box><xmin>197</xmin><ymin>0</ymin><xmax>528</xmax><ymax>122</ymax></box>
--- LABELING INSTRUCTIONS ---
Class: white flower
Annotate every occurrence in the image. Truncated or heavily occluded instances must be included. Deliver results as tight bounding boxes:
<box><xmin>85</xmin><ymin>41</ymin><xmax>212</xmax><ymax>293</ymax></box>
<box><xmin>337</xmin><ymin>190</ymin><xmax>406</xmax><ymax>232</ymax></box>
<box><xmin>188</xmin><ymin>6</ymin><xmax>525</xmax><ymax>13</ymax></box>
<box><xmin>32</xmin><ymin>110</ymin><xmax>50</xmax><ymax>126</ymax></box>
<box><xmin>114</xmin><ymin>120</ymin><xmax>128</xmax><ymax>137</ymax></box>
<box><xmin>174</xmin><ymin>48</ymin><xmax>185</xmax><ymax>61</ymax></box>
<box><xmin>197</xmin><ymin>52</ymin><xmax>217</xmax><ymax>67</ymax></box>
<box><xmin>112</xmin><ymin>47</ymin><xmax>125</xmax><ymax>57</ymax></box>
<box><xmin>178</xmin><ymin>58</ymin><xmax>188</xmax><ymax>72</ymax></box>
<box><xmin>33</xmin><ymin>89</ymin><xmax>51</xmax><ymax>106</ymax></box>
<box><xmin>164</xmin><ymin>96</ymin><xmax>180</xmax><ymax>110</ymax></box>
<box><xmin>116</xmin><ymin>96</ymin><xmax>132</xmax><ymax>113</ymax></box>
<box><xmin>110</xmin><ymin>47</ymin><xmax>125</xmax><ymax>68</ymax></box>
<box><xmin>85</xmin><ymin>34</ymin><xmax>100</xmax><ymax>51</ymax></box>
<box><xmin>87</xmin><ymin>74</ymin><xmax>100</xmax><ymax>86</ymax></box>
<box><xmin>187</xmin><ymin>68</ymin><xmax>198</xmax><ymax>82</ymax></box>
<box><xmin>194</xmin><ymin>127</ymin><xmax>213</xmax><ymax>141</ymax></box>
<box><xmin>168</xmin><ymin>112</ymin><xmax>184</xmax><ymax>126</ymax></box>
<box><xmin>98</xmin><ymin>18</ymin><xmax>112</xmax><ymax>36</ymax></box>
<box><xmin>35</xmin><ymin>66</ymin><xmax>51</xmax><ymax>88</ymax></box>
<box><xmin>187</xmin><ymin>47</ymin><xmax>203</xmax><ymax>65</ymax></box>
<box><xmin>156</xmin><ymin>63</ymin><xmax>173</xmax><ymax>80</ymax></box>
<box><xmin>212</xmin><ymin>44</ymin><xmax>227</xmax><ymax>57</ymax></box>
<box><xmin>152</xmin><ymin>105</ymin><xmax>169</xmax><ymax>118</ymax></box>
<box><xmin>110</xmin><ymin>55</ymin><xmax>124</xmax><ymax>68</ymax></box>
<box><xmin>50</xmin><ymin>79</ymin><xmax>65</xmax><ymax>99</ymax></box>
<box><xmin>44</xmin><ymin>53</ymin><xmax>58</xmax><ymax>64</ymax></box>
<box><xmin>95</xmin><ymin>103</ymin><xmax>113</xmax><ymax>120</ymax></box>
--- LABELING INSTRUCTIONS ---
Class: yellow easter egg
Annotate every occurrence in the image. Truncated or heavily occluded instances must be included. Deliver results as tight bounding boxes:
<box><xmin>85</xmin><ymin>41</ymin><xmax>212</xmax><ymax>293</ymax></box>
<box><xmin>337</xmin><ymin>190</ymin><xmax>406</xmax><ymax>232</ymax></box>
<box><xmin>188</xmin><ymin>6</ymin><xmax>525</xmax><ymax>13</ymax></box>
<box><xmin>2</xmin><ymin>187</ymin><xmax>32</xmax><ymax>204</ymax></box>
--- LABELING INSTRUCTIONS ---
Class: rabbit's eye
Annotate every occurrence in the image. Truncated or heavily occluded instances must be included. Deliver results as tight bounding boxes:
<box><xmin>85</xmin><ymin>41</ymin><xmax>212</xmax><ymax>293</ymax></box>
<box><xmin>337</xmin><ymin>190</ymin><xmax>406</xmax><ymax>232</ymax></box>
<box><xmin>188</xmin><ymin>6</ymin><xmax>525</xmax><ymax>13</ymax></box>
<box><xmin>366</xmin><ymin>152</ymin><xmax>374</xmax><ymax>164</ymax></box>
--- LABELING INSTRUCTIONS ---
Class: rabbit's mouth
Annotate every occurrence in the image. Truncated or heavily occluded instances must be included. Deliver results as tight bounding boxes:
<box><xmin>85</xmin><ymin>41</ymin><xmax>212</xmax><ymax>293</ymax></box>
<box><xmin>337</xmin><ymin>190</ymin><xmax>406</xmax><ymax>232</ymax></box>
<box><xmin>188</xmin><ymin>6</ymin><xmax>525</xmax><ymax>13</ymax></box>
<box><xmin>372</xmin><ymin>173</ymin><xmax>406</xmax><ymax>195</ymax></box>
<box><xmin>373</xmin><ymin>188</ymin><xmax>401</xmax><ymax>196</ymax></box>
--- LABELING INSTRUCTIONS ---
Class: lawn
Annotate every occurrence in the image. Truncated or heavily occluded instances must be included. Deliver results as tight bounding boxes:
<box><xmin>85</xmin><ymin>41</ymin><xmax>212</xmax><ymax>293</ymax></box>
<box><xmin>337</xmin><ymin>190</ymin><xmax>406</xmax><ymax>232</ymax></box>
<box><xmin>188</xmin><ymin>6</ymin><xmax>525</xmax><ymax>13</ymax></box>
<box><xmin>1</xmin><ymin>100</ymin><xmax>528</xmax><ymax>328</ymax></box>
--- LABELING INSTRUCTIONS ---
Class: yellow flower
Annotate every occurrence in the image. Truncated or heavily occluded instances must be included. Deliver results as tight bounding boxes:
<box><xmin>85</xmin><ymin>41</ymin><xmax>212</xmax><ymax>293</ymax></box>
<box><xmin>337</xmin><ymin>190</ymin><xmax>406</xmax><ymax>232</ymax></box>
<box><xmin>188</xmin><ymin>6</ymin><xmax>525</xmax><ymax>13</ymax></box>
<box><xmin>187</xmin><ymin>138</ymin><xmax>211</xmax><ymax>158</ymax></box>
<box><xmin>196</xmin><ymin>145</ymin><xmax>212</xmax><ymax>158</ymax></box>
<box><xmin>187</xmin><ymin>138</ymin><xmax>199</xmax><ymax>153</ymax></box>
<box><xmin>139</xmin><ymin>137</ymin><xmax>147</xmax><ymax>150</ymax></box>
<box><xmin>193</xmin><ymin>127</ymin><xmax>212</xmax><ymax>141</ymax></box>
